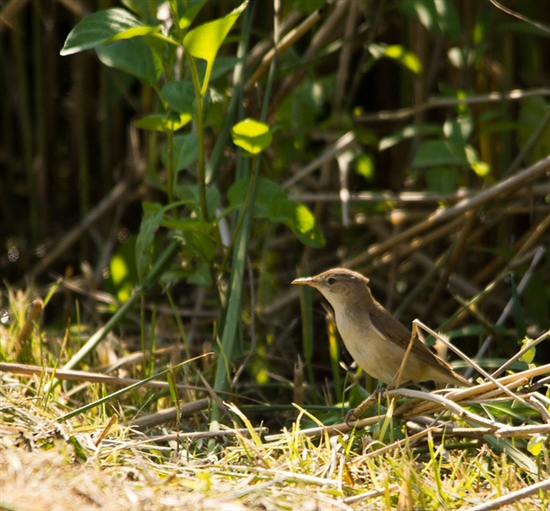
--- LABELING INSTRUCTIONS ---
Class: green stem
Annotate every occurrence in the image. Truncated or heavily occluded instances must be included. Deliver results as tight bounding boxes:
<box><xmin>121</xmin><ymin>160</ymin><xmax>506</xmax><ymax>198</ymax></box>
<box><xmin>218</xmin><ymin>157</ymin><xmax>257</xmax><ymax>275</ymax></box>
<box><xmin>166</xmin><ymin>129</ymin><xmax>175</xmax><ymax>207</ymax></box>
<box><xmin>187</xmin><ymin>57</ymin><xmax>209</xmax><ymax>222</ymax></box>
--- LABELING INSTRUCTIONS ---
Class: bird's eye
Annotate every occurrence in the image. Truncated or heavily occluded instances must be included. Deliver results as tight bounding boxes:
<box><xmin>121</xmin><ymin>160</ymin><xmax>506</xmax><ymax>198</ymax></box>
<box><xmin>327</xmin><ymin>277</ymin><xmax>336</xmax><ymax>285</ymax></box>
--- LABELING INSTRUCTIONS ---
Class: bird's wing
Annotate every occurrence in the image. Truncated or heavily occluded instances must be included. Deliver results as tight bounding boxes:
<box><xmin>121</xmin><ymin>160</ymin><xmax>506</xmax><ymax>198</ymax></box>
<box><xmin>370</xmin><ymin>304</ymin><xmax>450</xmax><ymax>369</ymax></box>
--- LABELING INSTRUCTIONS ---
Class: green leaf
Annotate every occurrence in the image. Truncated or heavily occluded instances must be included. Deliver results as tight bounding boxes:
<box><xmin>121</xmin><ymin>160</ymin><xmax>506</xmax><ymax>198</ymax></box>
<box><xmin>68</xmin><ymin>436</ymin><xmax>87</xmax><ymax>462</ymax></box>
<box><xmin>60</xmin><ymin>8</ymin><xmax>144</xmax><ymax>56</ymax></box>
<box><xmin>178</xmin><ymin>0</ymin><xmax>207</xmax><ymax>32</ymax></box>
<box><xmin>355</xmin><ymin>154</ymin><xmax>374</xmax><ymax>181</ymax></box>
<box><xmin>399</xmin><ymin>0</ymin><xmax>461</xmax><ymax>41</ymax></box>
<box><xmin>277</xmin><ymin>80</ymin><xmax>327</xmax><ymax>137</ymax></box>
<box><xmin>183</xmin><ymin>1</ymin><xmax>247</xmax><ymax>95</ymax></box>
<box><xmin>96</xmin><ymin>38</ymin><xmax>162</xmax><ymax>86</ymax></box>
<box><xmin>425</xmin><ymin>167</ymin><xmax>458</xmax><ymax>193</ymax></box>
<box><xmin>519</xmin><ymin>337</ymin><xmax>536</xmax><ymax>365</ymax></box>
<box><xmin>173</xmin><ymin>230</ymin><xmax>217</xmax><ymax>262</ymax></box>
<box><xmin>368</xmin><ymin>43</ymin><xmax>422</xmax><ymax>74</ymax></box>
<box><xmin>231</xmin><ymin>118</ymin><xmax>272</xmax><ymax>155</ymax></box>
<box><xmin>136</xmin><ymin>201</ymin><xmax>164</xmax><ymax>282</ymax></box>
<box><xmin>120</xmin><ymin>0</ymin><xmax>152</xmax><ymax>19</ymax></box>
<box><xmin>135</xmin><ymin>112</ymin><xmax>192</xmax><ymax>132</ymax></box>
<box><xmin>174</xmin><ymin>183</ymin><xmax>220</xmax><ymax>219</ymax></box>
<box><xmin>106</xmin><ymin>25</ymin><xmax>161</xmax><ymax>43</ymax></box>
<box><xmin>162</xmin><ymin>133</ymin><xmax>199</xmax><ymax>172</ymax></box>
<box><xmin>106</xmin><ymin>235</ymin><xmax>138</xmax><ymax>303</ymax></box>
<box><xmin>188</xmin><ymin>262</ymin><xmax>212</xmax><ymax>286</ymax></box>
<box><xmin>527</xmin><ymin>434</ymin><xmax>546</xmax><ymax>456</ymax></box>
<box><xmin>443</xmin><ymin>116</ymin><xmax>473</xmax><ymax>145</ymax></box>
<box><xmin>228</xmin><ymin>177</ymin><xmax>324</xmax><ymax>247</ymax></box>
<box><xmin>470</xmin><ymin>161</ymin><xmax>491</xmax><ymax>177</ymax></box>
<box><xmin>159</xmin><ymin>218</ymin><xmax>213</xmax><ymax>234</ymax></box>
<box><xmin>228</xmin><ymin>177</ymin><xmax>286</xmax><ymax>217</ymax></box>
<box><xmin>162</xmin><ymin>80</ymin><xmax>196</xmax><ymax>113</ymax></box>
<box><xmin>268</xmin><ymin>200</ymin><xmax>325</xmax><ymax>248</ymax></box>
<box><xmin>412</xmin><ymin>140</ymin><xmax>469</xmax><ymax>167</ymax></box>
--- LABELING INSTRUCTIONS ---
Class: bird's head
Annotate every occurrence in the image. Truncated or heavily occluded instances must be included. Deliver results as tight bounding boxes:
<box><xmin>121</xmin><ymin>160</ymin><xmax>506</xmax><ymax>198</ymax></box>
<box><xmin>292</xmin><ymin>268</ymin><xmax>373</xmax><ymax>310</ymax></box>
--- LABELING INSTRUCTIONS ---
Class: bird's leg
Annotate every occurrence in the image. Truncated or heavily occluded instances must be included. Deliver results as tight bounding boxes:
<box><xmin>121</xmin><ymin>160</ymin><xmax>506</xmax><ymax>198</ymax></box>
<box><xmin>345</xmin><ymin>385</ymin><xmax>386</xmax><ymax>425</ymax></box>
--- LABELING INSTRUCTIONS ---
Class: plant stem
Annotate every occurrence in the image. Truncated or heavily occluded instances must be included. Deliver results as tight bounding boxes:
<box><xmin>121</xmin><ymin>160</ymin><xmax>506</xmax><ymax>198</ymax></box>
<box><xmin>187</xmin><ymin>57</ymin><xmax>209</xmax><ymax>222</ymax></box>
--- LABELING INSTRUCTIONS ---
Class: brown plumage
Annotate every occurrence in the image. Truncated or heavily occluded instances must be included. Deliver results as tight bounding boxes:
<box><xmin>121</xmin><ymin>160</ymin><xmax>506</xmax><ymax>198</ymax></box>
<box><xmin>292</xmin><ymin>268</ymin><xmax>470</xmax><ymax>388</ymax></box>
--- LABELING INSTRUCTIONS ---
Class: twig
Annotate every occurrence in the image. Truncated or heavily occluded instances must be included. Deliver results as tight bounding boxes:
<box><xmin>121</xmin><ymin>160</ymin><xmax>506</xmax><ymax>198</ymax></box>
<box><xmin>283</xmin><ymin>131</ymin><xmax>357</xmax><ymax>189</ymax></box>
<box><xmin>246</xmin><ymin>7</ymin><xmax>325</xmax><ymax>90</ymax></box>
<box><xmin>355</xmin><ymin>88</ymin><xmax>550</xmax><ymax>123</ymax></box>
<box><xmin>491</xmin><ymin>329</ymin><xmax>550</xmax><ymax>379</ymax></box>
<box><xmin>0</xmin><ymin>361</ymin><xmax>209</xmax><ymax>392</ymax></box>
<box><xmin>488</xmin><ymin>0</ymin><xmax>550</xmax><ymax>35</ymax></box>
<box><xmin>138</xmin><ymin>427</ymin><xmax>268</xmax><ymax>445</ymax></box>
<box><xmin>344</xmin><ymin>484</ymin><xmax>400</xmax><ymax>505</ymax></box>
<box><xmin>465</xmin><ymin>478</ymin><xmax>550</xmax><ymax>511</ymax></box>
<box><xmin>345</xmin><ymin>155</ymin><xmax>550</xmax><ymax>268</ymax></box>
<box><xmin>130</xmin><ymin>399</ymin><xmax>210</xmax><ymax>431</ymax></box>
<box><xmin>387</xmin><ymin>388</ymin><xmax>508</xmax><ymax>431</ymax></box>
<box><xmin>413</xmin><ymin>320</ymin><xmax>535</xmax><ymax>410</ymax></box>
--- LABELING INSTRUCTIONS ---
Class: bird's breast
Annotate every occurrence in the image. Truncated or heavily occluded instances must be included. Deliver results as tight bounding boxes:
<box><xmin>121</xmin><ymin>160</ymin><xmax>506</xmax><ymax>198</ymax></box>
<box><xmin>334</xmin><ymin>308</ymin><xmax>403</xmax><ymax>384</ymax></box>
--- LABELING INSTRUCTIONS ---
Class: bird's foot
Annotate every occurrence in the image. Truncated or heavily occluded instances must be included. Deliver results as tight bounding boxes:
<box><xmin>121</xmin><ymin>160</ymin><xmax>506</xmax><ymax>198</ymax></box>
<box><xmin>345</xmin><ymin>387</ymin><xmax>386</xmax><ymax>426</ymax></box>
<box><xmin>344</xmin><ymin>407</ymin><xmax>360</xmax><ymax>426</ymax></box>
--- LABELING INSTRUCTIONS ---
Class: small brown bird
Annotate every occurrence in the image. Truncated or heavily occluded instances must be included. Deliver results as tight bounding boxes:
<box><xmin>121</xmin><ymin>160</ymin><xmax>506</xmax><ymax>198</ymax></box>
<box><xmin>292</xmin><ymin>268</ymin><xmax>470</xmax><ymax>388</ymax></box>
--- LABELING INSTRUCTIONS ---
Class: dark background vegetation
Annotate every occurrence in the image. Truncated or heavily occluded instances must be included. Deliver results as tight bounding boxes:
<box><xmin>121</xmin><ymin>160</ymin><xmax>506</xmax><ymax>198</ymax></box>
<box><xmin>1</xmin><ymin>0</ymin><xmax>549</xmax><ymax>428</ymax></box>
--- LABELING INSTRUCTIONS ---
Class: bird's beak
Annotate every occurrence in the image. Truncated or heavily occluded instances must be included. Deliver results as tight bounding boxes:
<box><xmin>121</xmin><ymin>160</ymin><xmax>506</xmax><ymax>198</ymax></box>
<box><xmin>291</xmin><ymin>276</ymin><xmax>315</xmax><ymax>286</ymax></box>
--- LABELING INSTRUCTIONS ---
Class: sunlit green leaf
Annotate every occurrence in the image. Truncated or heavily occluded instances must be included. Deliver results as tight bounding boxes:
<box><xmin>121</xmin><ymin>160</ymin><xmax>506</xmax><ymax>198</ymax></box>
<box><xmin>61</xmin><ymin>8</ymin><xmax>144</xmax><ymax>55</ymax></box>
<box><xmin>136</xmin><ymin>112</ymin><xmax>192</xmax><ymax>132</ymax></box>
<box><xmin>268</xmin><ymin>200</ymin><xmax>325</xmax><ymax>248</ymax></box>
<box><xmin>471</xmin><ymin>161</ymin><xmax>491</xmax><ymax>177</ymax></box>
<box><xmin>369</xmin><ymin>43</ymin><xmax>422</xmax><ymax>74</ymax></box>
<box><xmin>106</xmin><ymin>25</ymin><xmax>160</xmax><ymax>42</ymax></box>
<box><xmin>110</xmin><ymin>254</ymin><xmax>131</xmax><ymax>301</ymax></box>
<box><xmin>228</xmin><ymin>177</ymin><xmax>324</xmax><ymax>247</ymax></box>
<box><xmin>519</xmin><ymin>337</ymin><xmax>536</xmax><ymax>364</ymax></box>
<box><xmin>231</xmin><ymin>118</ymin><xmax>272</xmax><ymax>155</ymax></box>
<box><xmin>527</xmin><ymin>434</ymin><xmax>546</xmax><ymax>456</ymax></box>
<box><xmin>183</xmin><ymin>1</ymin><xmax>247</xmax><ymax>94</ymax></box>
<box><xmin>107</xmin><ymin>236</ymin><xmax>138</xmax><ymax>303</ymax></box>
<box><xmin>355</xmin><ymin>154</ymin><xmax>374</xmax><ymax>181</ymax></box>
